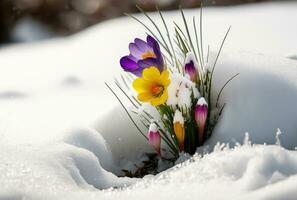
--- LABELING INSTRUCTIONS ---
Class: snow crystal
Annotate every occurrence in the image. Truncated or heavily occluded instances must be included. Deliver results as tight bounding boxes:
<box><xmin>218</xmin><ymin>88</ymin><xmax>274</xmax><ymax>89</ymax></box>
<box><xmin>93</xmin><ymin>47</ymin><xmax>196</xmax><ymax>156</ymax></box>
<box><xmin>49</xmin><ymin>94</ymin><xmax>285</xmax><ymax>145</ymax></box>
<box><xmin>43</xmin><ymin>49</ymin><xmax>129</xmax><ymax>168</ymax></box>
<box><xmin>243</xmin><ymin>132</ymin><xmax>251</xmax><ymax>146</ymax></box>
<box><xmin>275</xmin><ymin>128</ymin><xmax>282</xmax><ymax>146</ymax></box>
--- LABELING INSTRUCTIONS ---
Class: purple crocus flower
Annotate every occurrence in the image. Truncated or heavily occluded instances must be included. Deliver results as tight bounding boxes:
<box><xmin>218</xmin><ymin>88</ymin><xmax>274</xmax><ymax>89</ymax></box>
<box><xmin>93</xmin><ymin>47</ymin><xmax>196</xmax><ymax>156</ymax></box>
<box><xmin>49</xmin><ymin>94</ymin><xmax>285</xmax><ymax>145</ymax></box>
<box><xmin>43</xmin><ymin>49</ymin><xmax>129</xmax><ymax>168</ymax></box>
<box><xmin>148</xmin><ymin>123</ymin><xmax>161</xmax><ymax>155</ymax></box>
<box><xmin>195</xmin><ymin>97</ymin><xmax>208</xmax><ymax>145</ymax></box>
<box><xmin>184</xmin><ymin>52</ymin><xmax>199</xmax><ymax>83</ymax></box>
<box><xmin>120</xmin><ymin>35</ymin><xmax>164</xmax><ymax>77</ymax></box>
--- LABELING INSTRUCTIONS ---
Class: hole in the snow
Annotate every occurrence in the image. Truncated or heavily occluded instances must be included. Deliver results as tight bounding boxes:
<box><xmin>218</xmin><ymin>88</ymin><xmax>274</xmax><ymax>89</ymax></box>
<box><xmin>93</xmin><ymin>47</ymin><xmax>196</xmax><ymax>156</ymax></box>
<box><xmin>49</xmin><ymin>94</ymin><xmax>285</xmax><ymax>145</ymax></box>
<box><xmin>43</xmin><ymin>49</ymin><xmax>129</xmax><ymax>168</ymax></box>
<box><xmin>119</xmin><ymin>153</ymin><xmax>175</xmax><ymax>178</ymax></box>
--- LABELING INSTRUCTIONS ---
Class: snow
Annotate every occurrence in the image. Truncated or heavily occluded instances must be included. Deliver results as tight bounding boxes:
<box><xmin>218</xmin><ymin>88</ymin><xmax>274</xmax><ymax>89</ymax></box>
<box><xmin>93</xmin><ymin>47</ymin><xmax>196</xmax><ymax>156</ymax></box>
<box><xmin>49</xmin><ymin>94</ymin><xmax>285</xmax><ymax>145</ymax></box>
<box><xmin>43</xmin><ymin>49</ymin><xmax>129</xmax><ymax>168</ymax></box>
<box><xmin>4</xmin><ymin>144</ymin><xmax>296</xmax><ymax>200</ymax></box>
<box><xmin>173</xmin><ymin>110</ymin><xmax>184</xmax><ymax>124</ymax></box>
<box><xmin>185</xmin><ymin>52</ymin><xmax>196</xmax><ymax>65</ymax></box>
<box><xmin>167</xmin><ymin>72</ymin><xmax>199</xmax><ymax>107</ymax></box>
<box><xmin>288</xmin><ymin>54</ymin><xmax>297</xmax><ymax>61</ymax></box>
<box><xmin>0</xmin><ymin>1</ymin><xmax>297</xmax><ymax>199</ymax></box>
<box><xmin>207</xmin><ymin>51</ymin><xmax>297</xmax><ymax>150</ymax></box>
<box><xmin>197</xmin><ymin>97</ymin><xmax>207</xmax><ymax>106</ymax></box>
<box><xmin>149</xmin><ymin>123</ymin><xmax>158</xmax><ymax>132</ymax></box>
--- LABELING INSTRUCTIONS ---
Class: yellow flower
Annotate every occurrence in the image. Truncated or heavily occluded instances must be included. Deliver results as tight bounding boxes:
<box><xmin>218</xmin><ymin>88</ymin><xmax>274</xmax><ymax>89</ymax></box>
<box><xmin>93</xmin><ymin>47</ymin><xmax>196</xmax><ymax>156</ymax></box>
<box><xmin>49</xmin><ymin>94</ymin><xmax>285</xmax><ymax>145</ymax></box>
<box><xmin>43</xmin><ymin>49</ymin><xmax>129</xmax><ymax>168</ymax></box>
<box><xmin>173</xmin><ymin>110</ymin><xmax>185</xmax><ymax>151</ymax></box>
<box><xmin>174</xmin><ymin>122</ymin><xmax>185</xmax><ymax>151</ymax></box>
<box><xmin>133</xmin><ymin>67</ymin><xmax>170</xmax><ymax>106</ymax></box>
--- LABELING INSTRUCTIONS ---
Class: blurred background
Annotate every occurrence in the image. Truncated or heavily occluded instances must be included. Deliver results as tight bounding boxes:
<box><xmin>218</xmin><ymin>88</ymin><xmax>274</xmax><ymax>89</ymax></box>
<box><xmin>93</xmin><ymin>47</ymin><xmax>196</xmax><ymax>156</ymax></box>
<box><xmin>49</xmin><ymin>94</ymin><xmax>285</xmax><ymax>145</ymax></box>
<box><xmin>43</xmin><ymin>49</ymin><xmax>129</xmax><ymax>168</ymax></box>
<box><xmin>0</xmin><ymin>0</ymin><xmax>291</xmax><ymax>45</ymax></box>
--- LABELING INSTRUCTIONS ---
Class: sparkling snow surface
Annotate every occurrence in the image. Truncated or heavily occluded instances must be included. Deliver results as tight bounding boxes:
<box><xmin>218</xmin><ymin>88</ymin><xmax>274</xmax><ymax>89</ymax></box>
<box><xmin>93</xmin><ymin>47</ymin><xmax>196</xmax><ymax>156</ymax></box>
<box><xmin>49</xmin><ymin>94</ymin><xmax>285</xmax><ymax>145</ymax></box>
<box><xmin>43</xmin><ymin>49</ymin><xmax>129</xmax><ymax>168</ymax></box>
<box><xmin>0</xmin><ymin>2</ymin><xmax>297</xmax><ymax>199</ymax></box>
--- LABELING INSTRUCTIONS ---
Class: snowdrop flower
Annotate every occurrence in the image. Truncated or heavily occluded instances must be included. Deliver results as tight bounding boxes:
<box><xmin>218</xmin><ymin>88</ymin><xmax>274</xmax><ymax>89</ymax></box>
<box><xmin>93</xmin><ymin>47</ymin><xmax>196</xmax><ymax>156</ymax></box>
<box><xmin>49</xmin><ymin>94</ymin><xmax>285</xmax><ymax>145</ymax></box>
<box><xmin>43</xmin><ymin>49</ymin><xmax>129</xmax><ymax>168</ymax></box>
<box><xmin>120</xmin><ymin>35</ymin><xmax>164</xmax><ymax>76</ymax></box>
<box><xmin>133</xmin><ymin>67</ymin><xmax>170</xmax><ymax>106</ymax></box>
<box><xmin>173</xmin><ymin>110</ymin><xmax>185</xmax><ymax>151</ymax></box>
<box><xmin>148</xmin><ymin>123</ymin><xmax>161</xmax><ymax>155</ymax></box>
<box><xmin>195</xmin><ymin>97</ymin><xmax>208</xmax><ymax>145</ymax></box>
<box><xmin>184</xmin><ymin>52</ymin><xmax>199</xmax><ymax>83</ymax></box>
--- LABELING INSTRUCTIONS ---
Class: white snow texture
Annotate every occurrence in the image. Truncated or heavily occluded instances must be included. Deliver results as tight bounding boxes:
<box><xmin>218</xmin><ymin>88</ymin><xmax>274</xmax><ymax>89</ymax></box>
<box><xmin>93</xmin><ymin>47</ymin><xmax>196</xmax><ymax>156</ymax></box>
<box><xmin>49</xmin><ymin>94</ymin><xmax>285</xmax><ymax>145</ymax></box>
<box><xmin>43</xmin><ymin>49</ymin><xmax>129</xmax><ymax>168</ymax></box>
<box><xmin>0</xmin><ymin>1</ymin><xmax>297</xmax><ymax>200</ymax></box>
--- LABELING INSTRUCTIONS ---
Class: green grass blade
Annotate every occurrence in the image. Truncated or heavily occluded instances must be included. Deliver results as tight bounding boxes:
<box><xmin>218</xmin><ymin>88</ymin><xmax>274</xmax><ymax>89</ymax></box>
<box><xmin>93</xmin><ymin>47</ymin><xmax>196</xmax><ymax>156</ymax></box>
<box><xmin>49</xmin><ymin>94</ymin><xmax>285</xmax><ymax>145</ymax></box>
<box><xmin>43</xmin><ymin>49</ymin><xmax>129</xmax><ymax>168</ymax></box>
<box><xmin>211</xmin><ymin>26</ymin><xmax>231</xmax><ymax>77</ymax></box>
<box><xmin>105</xmin><ymin>83</ymin><xmax>148</xmax><ymax>140</ymax></box>
<box><xmin>157</xmin><ymin>6</ymin><xmax>178</xmax><ymax>67</ymax></box>
<box><xmin>215</xmin><ymin>73</ymin><xmax>239</xmax><ymax>107</ymax></box>
<box><xmin>180</xmin><ymin>7</ymin><xmax>198</xmax><ymax>61</ymax></box>
<box><xmin>135</xmin><ymin>6</ymin><xmax>173</xmax><ymax>59</ymax></box>
<box><xmin>125</xmin><ymin>13</ymin><xmax>170</xmax><ymax>55</ymax></box>
<box><xmin>115</xmin><ymin>79</ymin><xmax>139</xmax><ymax>109</ymax></box>
<box><xmin>193</xmin><ymin>16</ymin><xmax>203</xmax><ymax>68</ymax></box>
<box><xmin>199</xmin><ymin>4</ymin><xmax>205</xmax><ymax>65</ymax></box>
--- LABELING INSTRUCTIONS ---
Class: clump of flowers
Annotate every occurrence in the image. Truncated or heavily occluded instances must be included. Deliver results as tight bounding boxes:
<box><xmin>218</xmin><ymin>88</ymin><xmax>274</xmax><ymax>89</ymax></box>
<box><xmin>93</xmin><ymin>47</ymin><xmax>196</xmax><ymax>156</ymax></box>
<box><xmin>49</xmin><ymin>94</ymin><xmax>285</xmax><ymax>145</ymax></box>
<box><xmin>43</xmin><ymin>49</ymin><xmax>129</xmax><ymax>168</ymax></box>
<box><xmin>106</xmin><ymin>6</ymin><xmax>238</xmax><ymax>161</ymax></box>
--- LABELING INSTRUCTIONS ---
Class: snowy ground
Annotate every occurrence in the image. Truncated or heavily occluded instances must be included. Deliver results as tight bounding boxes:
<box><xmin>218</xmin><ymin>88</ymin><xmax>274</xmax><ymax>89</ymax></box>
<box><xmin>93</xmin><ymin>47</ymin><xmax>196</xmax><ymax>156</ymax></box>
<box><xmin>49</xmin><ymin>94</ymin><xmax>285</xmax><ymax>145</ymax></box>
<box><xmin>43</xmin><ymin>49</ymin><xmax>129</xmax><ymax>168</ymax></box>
<box><xmin>0</xmin><ymin>1</ymin><xmax>297</xmax><ymax>199</ymax></box>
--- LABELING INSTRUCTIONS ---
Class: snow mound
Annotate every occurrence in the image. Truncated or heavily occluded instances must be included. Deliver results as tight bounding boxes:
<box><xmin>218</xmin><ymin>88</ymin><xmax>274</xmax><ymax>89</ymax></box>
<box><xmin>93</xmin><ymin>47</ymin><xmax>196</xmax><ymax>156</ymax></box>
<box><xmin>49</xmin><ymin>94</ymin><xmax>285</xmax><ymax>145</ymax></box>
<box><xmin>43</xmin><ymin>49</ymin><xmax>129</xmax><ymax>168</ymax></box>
<box><xmin>63</xmin><ymin>127</ymin><xmax>116</xmax><ymax>173</ymax></box>
<box><xmin>207</xmin><ymin>52</ymin><xmax>297</xmax><ymax>149</ymax></box>
<box><xmin>37</xmin><ymin>143</ymin><xmax>297</xmax><ymax>200</ymax></box>
<box><xmin>0</xmin><ymin>128</ymin><xmax>134</xmax><ymax>199</ymax></box>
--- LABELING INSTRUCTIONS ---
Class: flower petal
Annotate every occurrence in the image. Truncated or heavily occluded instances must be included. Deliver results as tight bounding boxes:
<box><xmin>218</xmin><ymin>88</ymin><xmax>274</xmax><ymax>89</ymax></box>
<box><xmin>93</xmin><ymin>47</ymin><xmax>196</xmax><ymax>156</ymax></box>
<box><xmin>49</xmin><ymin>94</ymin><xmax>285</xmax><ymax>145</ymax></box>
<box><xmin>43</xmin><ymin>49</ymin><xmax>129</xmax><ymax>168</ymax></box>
<box><xmin>148</xmin><ymin>124</ymin><xmax>161</xmax><ymax>155</ymax></box>
<box><xmin>120</xmin><ymin>56</ymin><xmax>138</xmax><ymax>71</ymax></box>
<box><xmin>128</xmin><ymin>54</ymin><xmax>138</xmax><ymax>62</ymax></box>
<box><xmin>147</xmin><ymin>35</ymin><xmax>158</xmax><ymax>48</ymax></box>
<box><xmin>157</xmin><ymin>70</ymin><xmax>170</xmax><ymax>86</ymax></box>
<box><xmin>134</xmin><ymin>38</ymin><xmax>151</xmax><ymax>52</ymax></box>
<box><xmin>142</xmin><ymin>67</ymin><xmax>161</xmax><ymax>81</ymax></box>
<box><xmin>132</xmin><ymin>78</ymin><xmax>151</xmax><ymax>93</ymax></box>
<box><xmin>151</xmin><ymin>91</ymin><xmax>168</xmax><ymax>106</ymax></box>
<box><xmin>184</xmin><ymin>53</ymin><xmax>199</xmax><ymax>83</ymax></box>
<box><xmin>147</xmin><ymin>35</ymin><xmax>163</xmax><ymax>70</ymax></box>
<box><xmin>138</xmin><ymin>58</ymin><xmax>158</xmax><ymax>70</ymax></box>
<box><xmin>160</xmin><ymin>70</ymin><xmax>169</xmax><ymax>80</ymax></box>
<box><xmin>159</xmin><ymin>91</ymin><xmax>168</xmax><ymax>103</ymax></box>
<box><xmin>162</xmin><ymin>79</ymin><xmax>171</xmax><ymax>87</ymax></box>
<box><xmin>129</xmin><ymin>43</ymin><xmax>143</xmax><ymax>59</ymax></box>
<box><xmin>138</xmin><ymin>92</ymin><xmax>153</xmax><ymax>102</ymax></box>
<box><xmin>131</xmin><ymin>68</ymin><xmax>145</xmax><ymax>77</ymax></box>
<box><xmin>152</xmin><ymin>40</ymin><xmax>162</xmax><ymax>59</ymax></box>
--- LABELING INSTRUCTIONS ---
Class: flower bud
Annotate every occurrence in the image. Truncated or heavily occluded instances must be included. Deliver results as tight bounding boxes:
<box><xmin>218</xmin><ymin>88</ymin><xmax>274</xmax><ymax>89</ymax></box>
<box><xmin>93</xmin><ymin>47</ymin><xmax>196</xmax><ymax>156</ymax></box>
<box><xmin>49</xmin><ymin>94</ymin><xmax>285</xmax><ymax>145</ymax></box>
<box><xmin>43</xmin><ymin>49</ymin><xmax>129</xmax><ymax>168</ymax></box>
<box><xmin>148</xmin><ymin>123</ymin><xmax>161</xmax><ymax>155</ymax></box>
<box><xmin>195</xmin><ymin>97</ymin><xmax>208</xmax><ymax>145</ymax></box>
<box><xmin>184</xmin><ymin>52</ymin><xmax>199</xmax><ymax>83</ymax></box>
<box><xmin>173</xmin><ymin>110</ymin><xmax>185</xmax><ymax>151</ymax></box>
